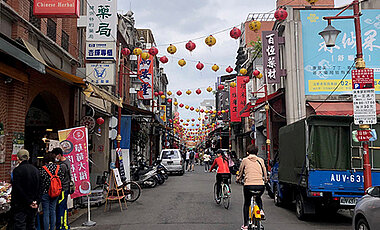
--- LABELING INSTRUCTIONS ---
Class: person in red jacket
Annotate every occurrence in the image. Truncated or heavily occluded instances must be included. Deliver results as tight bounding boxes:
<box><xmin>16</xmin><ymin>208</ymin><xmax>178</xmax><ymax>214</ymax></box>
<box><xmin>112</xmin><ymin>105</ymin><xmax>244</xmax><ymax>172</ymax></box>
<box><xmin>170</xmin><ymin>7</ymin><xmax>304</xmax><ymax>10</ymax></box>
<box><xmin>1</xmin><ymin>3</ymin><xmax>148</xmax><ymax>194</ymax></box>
<box><xmin>210</xmin><ymin>150</ymin><xmax>231</xmax><ymax>200</ymax></box>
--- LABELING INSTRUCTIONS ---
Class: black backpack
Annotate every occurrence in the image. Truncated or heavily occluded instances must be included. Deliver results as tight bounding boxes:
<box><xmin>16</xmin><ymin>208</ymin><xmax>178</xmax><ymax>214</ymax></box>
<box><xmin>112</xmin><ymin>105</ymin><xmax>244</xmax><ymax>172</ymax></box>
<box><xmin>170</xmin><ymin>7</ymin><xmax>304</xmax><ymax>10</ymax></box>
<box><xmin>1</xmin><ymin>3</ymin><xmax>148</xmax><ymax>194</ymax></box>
<box><xmin>189</xmin><ymin>151</ymin><xmax>195</xmax><ymax>159</ymax></box>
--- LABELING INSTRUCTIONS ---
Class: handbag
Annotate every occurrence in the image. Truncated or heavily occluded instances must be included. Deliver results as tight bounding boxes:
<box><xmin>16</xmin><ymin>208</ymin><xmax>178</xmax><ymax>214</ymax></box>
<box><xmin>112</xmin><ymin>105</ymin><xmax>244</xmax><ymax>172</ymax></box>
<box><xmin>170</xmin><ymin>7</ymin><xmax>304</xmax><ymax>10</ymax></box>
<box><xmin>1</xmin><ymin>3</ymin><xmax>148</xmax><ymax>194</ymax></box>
<box><xmin>69</xmin><ymin>180</ymin><xmax>75</xmax><ymax>194</ymax></box>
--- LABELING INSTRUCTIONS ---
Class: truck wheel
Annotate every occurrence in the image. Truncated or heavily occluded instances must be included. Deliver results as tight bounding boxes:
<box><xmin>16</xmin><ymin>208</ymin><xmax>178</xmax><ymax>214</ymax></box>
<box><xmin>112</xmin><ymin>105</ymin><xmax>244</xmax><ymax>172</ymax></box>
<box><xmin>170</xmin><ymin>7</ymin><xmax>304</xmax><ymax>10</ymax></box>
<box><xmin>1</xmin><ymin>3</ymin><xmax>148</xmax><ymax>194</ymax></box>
<box><xmin>295</xmin><ymin>193</ymin><xmax>306</xmax><ymax>220</ymax></box>
<box><xmin>274</xmin><ymin>188</ymin><xmax>282</xmax><ymax>207</ymax></box>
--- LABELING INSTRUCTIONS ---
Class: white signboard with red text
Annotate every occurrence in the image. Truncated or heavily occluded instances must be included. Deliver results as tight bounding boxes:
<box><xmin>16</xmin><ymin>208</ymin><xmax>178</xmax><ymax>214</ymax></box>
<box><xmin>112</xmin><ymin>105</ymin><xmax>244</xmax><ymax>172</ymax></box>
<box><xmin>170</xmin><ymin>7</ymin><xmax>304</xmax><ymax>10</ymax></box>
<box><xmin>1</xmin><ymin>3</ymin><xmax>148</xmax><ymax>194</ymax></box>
<box><xmin>352</xmin><ymin>69</ymin><xmax>376</xmax><ymax>125</ymax></box>
<box><xmin>58</xmin><ymin>126</ymin><xmax>90</xmax><ymax>199</ymax></box>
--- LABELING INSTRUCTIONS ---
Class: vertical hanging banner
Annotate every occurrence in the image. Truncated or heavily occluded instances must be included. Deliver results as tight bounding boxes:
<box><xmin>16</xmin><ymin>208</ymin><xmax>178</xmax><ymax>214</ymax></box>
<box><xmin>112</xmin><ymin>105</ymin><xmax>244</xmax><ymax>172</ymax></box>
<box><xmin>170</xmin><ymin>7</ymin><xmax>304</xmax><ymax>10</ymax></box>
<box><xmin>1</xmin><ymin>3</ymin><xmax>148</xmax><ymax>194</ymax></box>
<box><xmin>237</xmin><ymin>76</ymin><xmax>250</xmax><ymax>117</ymax></box>
<box><xmin>58</xmin><ymin>126</ymin><xmax>90</xmax><ymax>199</ymax></box>
<box><xmin>229</xmin><ymin>86</ymin><xmax>240</xmax><ymax>122</ymax></box>
<box><xmin>33</xmin><ymin>0</ymin><xmax>80</xmax><ymax>17</ymax></box>
<box><xmin>86</xmin><ymin>0</ymin><xmax>117</xmax><ymax>41</ymax></box>
<box><xmin>137</xmin><ymin>55</ymin><xmax>154</xmax><ymax>100</ymax></box>
<box><xmin>262</xmin><ymin>31</ymin><xmax>280</xmax><ymax>84</ymax></box>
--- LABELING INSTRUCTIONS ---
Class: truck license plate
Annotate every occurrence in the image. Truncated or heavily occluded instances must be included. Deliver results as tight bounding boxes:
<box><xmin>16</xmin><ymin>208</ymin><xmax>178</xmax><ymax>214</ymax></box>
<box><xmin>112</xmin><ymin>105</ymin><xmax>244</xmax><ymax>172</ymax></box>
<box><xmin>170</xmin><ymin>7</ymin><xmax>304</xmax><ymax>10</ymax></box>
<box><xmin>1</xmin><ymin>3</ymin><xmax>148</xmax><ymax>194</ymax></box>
<box><xmin>340</xmin><ymin>197</ymin><xmax>358</xmax><ymax>206</ymax></box>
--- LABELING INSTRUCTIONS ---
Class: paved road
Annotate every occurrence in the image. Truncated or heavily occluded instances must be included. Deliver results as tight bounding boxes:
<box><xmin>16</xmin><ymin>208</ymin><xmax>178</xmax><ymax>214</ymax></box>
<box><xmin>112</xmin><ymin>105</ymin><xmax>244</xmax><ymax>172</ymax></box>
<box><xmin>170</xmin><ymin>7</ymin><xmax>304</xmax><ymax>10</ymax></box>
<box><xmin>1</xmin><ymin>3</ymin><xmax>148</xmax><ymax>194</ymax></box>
<box><xmin>72</xmin><ymin>165</ymin><xmax>352</xmax><ymax>230</ymax></box>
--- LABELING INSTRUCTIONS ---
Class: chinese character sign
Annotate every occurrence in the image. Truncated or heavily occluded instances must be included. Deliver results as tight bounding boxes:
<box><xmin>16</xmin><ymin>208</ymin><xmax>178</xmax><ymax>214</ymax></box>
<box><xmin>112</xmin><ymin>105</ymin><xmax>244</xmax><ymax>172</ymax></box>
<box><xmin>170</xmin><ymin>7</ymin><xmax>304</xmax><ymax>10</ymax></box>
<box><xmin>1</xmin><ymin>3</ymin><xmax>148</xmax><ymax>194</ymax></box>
<box><xmin>237</xmin><ymin>76</ymin><xmax>250</xmax><ymax>117</ymax></box>
<box><xmin>137</xmin><ymin>55</ymin><xmax>154</xmax><ymax>100</ymax></box>
<box><xmin>58</xmin><ymin>126</ymin><xmax>90</xmax><ymax>199</ymax></box>
<box><xmin>33</xmin><ymin>0</ymin><xmax>79</xmax><ymax>17</ymax></box>
<box><xmin>229</xmin><ymin>86</ymin><xmax>241</xmax><ymax>122</ymax></box>
<box><xmin>300</xmin><ymin>10</ymin><xmax>380</xmax><ymax>95</ymax></box>
<box><xmin>86</xmin><ymin>0</ymin><xmax>117</xmax><ymax>41</ymax></box>
<box><xmin>262</xmin><ymin>31</ymin><xmax>280</xmax><ymax>84</ymax></box>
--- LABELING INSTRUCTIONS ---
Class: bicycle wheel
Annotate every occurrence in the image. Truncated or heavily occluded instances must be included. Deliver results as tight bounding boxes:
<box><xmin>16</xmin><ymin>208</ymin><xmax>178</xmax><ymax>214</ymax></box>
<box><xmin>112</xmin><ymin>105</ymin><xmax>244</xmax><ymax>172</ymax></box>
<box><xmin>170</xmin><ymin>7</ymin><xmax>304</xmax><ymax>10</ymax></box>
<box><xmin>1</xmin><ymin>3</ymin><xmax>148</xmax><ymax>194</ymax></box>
<box><xmin>222</xmin><ymin>184</ymin><xmax>230</xmax><ymax>209</ymax></box>
<box><xmin>213</xmin><ymin>183</ymin><xmax>221</xmax><ymax>204</ymax></box>
<box><xmin>124</xmin><ymin>181</ymin><xmax>142</xmax><ymax>202</ymax></box>
<box><xmin>253</xmin><ymin>218</ymin><xmax>262</xmax><ymax>230</ymax></box>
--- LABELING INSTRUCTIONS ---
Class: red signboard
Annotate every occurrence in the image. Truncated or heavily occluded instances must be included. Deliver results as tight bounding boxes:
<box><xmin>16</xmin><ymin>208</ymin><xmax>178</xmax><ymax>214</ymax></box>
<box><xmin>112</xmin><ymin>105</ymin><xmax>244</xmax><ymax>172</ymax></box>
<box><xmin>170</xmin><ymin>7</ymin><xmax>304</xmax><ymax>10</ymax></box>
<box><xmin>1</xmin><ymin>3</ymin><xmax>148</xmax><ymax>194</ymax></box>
<box><xmin>58</xmin><ymin>126</ymin><xmax>90</xmax><ymax>199</ymax></box>
<box><xmin>237</xmin><ymin>76</ymin><xmax>250</xmax><ymax>118</ymax></box>
<box><xmin>33</xmin><ymin>0</ymin><xmax>79</xmax><ymax>18</ymax></box>
<box><xmin>229</xmin><ymin>85</ymin><xmax>240</xmax><ymax>122</ymax></box>
<box><xmin>356</xmin><ymin>130</ymin><xmax>373</xmax><ymax>142</ymax></box>
<box><xmin>352</xmin><ymin>69</ymin><xmax>374</xmax><ymax>89</ymax></box>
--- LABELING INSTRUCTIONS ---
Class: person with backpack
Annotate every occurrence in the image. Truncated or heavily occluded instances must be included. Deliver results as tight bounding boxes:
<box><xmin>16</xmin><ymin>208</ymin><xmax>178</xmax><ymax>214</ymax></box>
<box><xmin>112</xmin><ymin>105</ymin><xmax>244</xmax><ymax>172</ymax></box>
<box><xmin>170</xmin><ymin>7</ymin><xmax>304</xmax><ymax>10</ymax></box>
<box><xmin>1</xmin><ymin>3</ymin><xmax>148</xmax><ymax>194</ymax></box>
<box><xmin>189</xmin><ymin>150</ymin><xmax>195</xmax><ymax>171</ymax></box>
<box><xmin>39</xmin><ymin>153</ymin><xmax>64</xmax><ymax>230</ymax></box>
<box><xmin>52</xmin><ymin>148</ymin><xmax>72</xmax><ymax>230</ymax></box>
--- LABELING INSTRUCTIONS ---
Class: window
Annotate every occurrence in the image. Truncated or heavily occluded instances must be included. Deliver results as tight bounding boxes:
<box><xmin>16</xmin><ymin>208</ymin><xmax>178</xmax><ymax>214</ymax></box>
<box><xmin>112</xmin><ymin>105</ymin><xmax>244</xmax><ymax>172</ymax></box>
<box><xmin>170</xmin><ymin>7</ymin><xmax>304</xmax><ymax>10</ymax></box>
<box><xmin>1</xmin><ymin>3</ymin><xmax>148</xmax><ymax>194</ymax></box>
<box><xmin>161</xmin><ymin>150</ymin><xmax>179</xmax><ymax>159</ymax></box>
<box><xmin>47</xmin><ymin>19</ymin><xmax>56</xmax><ymax>42</ymax></box>
<box><xmin>29</xmin><ymin>1</ymin><xmax>41</xmax><ymax>29</ymax></box>
<box><xmin>61</xmin><ymin>30</ymin><xmax>69</xmax><ymax>51</ymax></box>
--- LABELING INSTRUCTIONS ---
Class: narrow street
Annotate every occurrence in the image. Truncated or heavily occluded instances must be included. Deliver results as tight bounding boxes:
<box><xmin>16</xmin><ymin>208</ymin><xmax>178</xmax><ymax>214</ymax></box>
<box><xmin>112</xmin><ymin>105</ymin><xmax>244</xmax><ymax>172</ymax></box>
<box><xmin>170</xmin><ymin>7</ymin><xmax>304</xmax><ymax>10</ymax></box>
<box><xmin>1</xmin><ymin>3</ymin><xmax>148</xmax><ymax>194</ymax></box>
<box><xmin>72</xmin><ymin>166</ymin><xmax>352</xmax><ymax>230</ymax></box>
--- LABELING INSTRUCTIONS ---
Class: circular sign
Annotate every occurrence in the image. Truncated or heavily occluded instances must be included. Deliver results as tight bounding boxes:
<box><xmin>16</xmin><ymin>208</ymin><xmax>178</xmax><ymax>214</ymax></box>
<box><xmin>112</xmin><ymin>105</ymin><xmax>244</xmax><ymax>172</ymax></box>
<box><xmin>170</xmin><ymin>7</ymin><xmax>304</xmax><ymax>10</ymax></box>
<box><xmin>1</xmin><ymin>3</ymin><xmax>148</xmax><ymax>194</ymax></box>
<box><xmin>80</xmin><ymin>116</ymin><xmax>95</xmax><ymax>132</ymax></box>
<box><xmin>60</xmin><ymin>140</ymin><xmax>73</xmax><ymax>155</ymax></box>
<box><xmin>109</xmin><ymin>116</ymin><xmax>118</xmax><ymax>128</ymax></box>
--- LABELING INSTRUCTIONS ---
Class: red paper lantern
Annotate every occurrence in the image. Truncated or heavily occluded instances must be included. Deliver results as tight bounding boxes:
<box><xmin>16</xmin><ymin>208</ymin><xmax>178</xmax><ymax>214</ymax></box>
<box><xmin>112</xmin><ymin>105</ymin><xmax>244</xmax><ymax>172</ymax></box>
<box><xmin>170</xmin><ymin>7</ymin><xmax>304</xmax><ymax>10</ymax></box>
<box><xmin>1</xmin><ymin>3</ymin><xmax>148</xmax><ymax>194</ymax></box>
<box><xmin>158</xmin><ymin>91</ymin><xmax>164</xmax><ymax>96</ymax></box>
<box><xmin>205</xmin><ymin>116</ymin><xmax>208</xmax><ymax>119</ymax></box>
<box><xmin>230</xmin><ymin>27</ymin><xmax>242</xmax><ymax>39</ymax></box>
<box><xmin>192</xmin><ymin>118</ymin><xmax>195</xmax><ymax>122</ymax></box>
<box><xmin>185</xmin><ymin>40</ymin><xmax>196</xmax><ymax>52</ymax></box>
<box><xmin>218</xmin><ymin>85</ymin><xmax>225</xmax><ymax>90</ymax></box>
<box><xmin>253</xmin><ymin>69</ymin><xmax>260</xmax><ymax>77</ymax></box>
<box><xmin>159</xmin><ymin>56</ymin><xmax>168</xmax><ymax>64</ymax></box>
<box><xmin>217</xmin><ymin>111</ymin><xmax>222</xmax><ymax>115</ymax></box>
<box><xmin>148</xmin><ymin>47</ymin><xmax>159</xmax><ymax>56</ymax></box>
<box><xmin>200</xmin><ymin>109</ymin><xmax>204</xmax><ymax>113</ymax></box>
<box><xmin>180</xmin><ymin>119</ymin><xmax>183</xmax><ymax>122</ymax></box>
<box><xmin>209</xmin><ymin>110</ymin><xmax>213</xmax><ymax>114</ymax></box>
<box><xmin>179</xmin><ymin>103</ymin><xmax>184</xmax><ymax>108</ymax></box>
<box><xmin>190</xmin><ymin>107</ymin><xmax>194</xmax><ymax>111</ymax></box>
<box><xmin>196</xmin><ymin>62</ymin><xmax>204</xmax><ymax>70</ymax></box>
<box><xmin>225</xmin><ymin>109</ymin><xmax>229</xmax><ymax>113</ymax></box>
<box><xmin>154</xmin><ymin>92</ymin><xmax>159</xmax><ymax>97</ymax></box>
<box><xmin>121</xmin><ymin>48</ymin><xmax>131</xmax><ymax>56</ymax></box>
<box><xmin>167</xmin><ymin>98</ymin><xmax>172</xmax><ymax>103</ymax></box>
<box><xmin>96</xmin><ymin>117</ymin><xmax>104</xmax><ymax>125</ymax></box>
<box><xmin>169</xmin><ymin>119</ymin><xmax>172</xmax><ymax>123</ymax></box>
<box><xmin>176</xmin><ymin>90</ymin><xmax>182</xmax><ymax>96</ymax></box>
<box><xmin>196</xmin><ymin>89</ymin><xmax>202</xmax><ymax>95</ymax></box>
<box><xmin>274</xmin><ymin>8</ymin><xmax>288</xmax><ymax>21</ymax></box>
<box><xmin>226</xmin><ymin>66</ymin><xmax>233</xmax><ymax>73</ymax></box>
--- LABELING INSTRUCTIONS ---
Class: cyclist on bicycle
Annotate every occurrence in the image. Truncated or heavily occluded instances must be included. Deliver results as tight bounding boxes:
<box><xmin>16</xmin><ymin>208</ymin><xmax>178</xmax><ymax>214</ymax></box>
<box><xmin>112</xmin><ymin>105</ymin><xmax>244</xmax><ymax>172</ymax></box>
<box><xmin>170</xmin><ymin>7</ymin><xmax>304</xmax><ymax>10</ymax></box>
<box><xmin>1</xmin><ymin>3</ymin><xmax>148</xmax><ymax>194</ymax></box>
<box><xmin>236</xmin><ymin>144</ymin><xmax>268</xmax><ymax>230</ymax></box>
<box><xmin>209</xmin><ymin>149</ymin><xmax>231</xmax><ymax>201</ymax></box>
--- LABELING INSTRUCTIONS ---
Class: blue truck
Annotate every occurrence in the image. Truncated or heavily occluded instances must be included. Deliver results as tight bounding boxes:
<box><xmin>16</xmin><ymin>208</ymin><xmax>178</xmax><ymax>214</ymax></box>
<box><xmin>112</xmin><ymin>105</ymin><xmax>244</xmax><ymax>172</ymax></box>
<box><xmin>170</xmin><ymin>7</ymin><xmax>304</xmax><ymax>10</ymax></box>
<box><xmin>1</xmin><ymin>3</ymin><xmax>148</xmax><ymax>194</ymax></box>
<box><xmin>269</xmin><ymin>115</ymin><xmax>380</xmax><ymax>219</ymax></box>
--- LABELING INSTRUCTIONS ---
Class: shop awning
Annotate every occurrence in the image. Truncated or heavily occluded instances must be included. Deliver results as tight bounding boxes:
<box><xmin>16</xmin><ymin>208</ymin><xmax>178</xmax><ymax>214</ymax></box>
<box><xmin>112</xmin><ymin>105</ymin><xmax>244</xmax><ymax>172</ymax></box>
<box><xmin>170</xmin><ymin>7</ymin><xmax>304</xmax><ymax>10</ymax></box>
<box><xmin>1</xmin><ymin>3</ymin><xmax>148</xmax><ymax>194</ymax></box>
<box><xmin>22</xmin><ymin>39</ymin><xmax>85</xmax><ymax>86</ymax></box>
<box><xmin>0</xmin><ymin>36</ymin><xmax>45</xmax><ymax>74</ymax></box>
<box><xmin>123</xmin><ymin>104</ymin><xmax>153</xmax><ymax>116</ymax></box>
<box><xmin>308</xmin><ymin>102</ymin><xmax>380</xmax><ymax>116</ymax></box>
<box><xmin>83</xmin><ymin>83</ymin><xmax>123</xmax><ymax>108</ymax></box>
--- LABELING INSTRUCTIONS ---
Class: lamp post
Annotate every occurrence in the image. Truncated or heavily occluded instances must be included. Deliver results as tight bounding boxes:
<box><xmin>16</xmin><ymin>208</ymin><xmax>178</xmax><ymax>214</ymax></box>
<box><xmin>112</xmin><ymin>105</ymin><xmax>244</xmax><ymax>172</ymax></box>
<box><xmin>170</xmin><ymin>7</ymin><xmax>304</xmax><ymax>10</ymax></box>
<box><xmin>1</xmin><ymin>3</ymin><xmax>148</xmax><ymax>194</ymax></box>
<box><xmin>319</xmin><ymin>0</ymin><xmax>371</xmax><ymax>190</ymax></box>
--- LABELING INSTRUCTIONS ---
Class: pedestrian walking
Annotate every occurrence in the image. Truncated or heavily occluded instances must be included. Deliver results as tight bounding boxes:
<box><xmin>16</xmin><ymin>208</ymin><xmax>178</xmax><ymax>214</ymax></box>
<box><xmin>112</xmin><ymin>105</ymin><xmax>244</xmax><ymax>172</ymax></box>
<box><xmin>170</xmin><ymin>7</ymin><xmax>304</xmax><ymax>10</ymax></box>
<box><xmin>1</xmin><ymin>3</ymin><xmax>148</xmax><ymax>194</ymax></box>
<box><xmin>40</xmin><ymin>153</ymin><xmax>64</xmax><ymax>230</ymax></box>
<box><xmin>189</xmin><ymin>150</ymin><xmax>195</xmax><ymax>171</ymax></box>
<box><xmin>195</xmin><ymin>152</ymin><xmax>199</xmax><ymax>165</ymax></box>
<box><xmin>185</xmin><ymin>149</ymin><xmax>190</xmax><ymax>171</ymax></box>
<box><xmin>203</xmin><ymin>152</ymin><xmax>211</xmax><ymax>172</ymax></box>
<box><xmin>52</xmin><ymin>148</ymin><xmax>71</xmax><ymax>230</ymax></box>
<box><xmin>11</xmin><ymin>149</ymin><xmax>40</xmax><ymax>230</ymax></box>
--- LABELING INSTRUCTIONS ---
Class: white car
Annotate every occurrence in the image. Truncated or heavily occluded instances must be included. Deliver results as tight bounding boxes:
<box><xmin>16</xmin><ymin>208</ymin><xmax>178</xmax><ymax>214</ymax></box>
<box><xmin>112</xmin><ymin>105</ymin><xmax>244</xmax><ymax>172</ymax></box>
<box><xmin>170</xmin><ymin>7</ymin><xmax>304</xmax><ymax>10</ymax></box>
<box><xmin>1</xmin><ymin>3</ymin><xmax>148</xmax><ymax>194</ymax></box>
<box><xmin>159</xmin><ymin>149</ymin><xmax>184</xmax><ymax>175</ymax></box>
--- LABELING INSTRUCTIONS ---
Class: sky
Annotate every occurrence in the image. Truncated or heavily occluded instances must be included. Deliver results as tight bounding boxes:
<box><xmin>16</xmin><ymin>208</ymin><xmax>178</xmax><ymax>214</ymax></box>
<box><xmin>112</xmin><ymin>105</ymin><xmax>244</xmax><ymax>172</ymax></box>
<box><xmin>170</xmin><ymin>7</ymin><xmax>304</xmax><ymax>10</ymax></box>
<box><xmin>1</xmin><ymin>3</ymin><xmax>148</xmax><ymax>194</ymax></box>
<box><xmin>119</xmin><ymin>0</ymin><xmax>352</xmax><ymax>122</ymax></box>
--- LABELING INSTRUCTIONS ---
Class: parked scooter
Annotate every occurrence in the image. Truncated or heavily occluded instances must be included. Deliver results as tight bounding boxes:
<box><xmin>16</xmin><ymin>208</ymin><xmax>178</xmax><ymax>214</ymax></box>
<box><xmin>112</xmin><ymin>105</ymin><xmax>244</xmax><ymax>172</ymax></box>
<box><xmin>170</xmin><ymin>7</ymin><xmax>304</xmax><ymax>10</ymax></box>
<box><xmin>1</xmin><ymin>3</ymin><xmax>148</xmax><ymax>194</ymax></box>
<box><xmin>131</xmin><ymin>160</ymin><xmax>159</xmax><ymax>188</ymax></box>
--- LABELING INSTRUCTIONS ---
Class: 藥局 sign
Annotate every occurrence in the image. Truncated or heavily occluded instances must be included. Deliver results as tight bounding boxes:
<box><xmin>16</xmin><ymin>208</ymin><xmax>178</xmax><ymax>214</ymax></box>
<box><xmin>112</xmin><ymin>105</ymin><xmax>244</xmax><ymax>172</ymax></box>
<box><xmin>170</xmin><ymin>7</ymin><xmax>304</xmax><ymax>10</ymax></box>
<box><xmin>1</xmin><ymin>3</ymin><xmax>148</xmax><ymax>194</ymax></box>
<box><xmin>86</xmin><ymin>0</ymin><xmax>117</xmax><ymax>41</ymax></box>
<box><xmin>300</xmin><ymin>10</ymin><xmax>380</xmax><ymax>95</ymax></box>
<box><xmin>86</xmin><ymin>63</ymin><xmax>115</xmax><ymax>85</ymax></box>
<box><xmin>86</xmin><ymin>41</ymin><xmax>116</xmax><ymax>60</ymax></box>
<box><xmin>58</xmin><ymin>126</ymin><xmax>90</xmax><ymax>199</ymax></box>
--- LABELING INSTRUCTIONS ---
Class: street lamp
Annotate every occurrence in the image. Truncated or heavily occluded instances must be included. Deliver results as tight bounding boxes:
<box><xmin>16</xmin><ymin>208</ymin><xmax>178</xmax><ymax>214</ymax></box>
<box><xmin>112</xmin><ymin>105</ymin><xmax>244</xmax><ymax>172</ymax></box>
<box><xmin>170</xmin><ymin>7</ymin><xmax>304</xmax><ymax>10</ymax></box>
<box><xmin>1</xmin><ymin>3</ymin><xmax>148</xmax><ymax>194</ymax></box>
<box><xmin>318</xmin><ymin>24</ymin><xmax>341</xmax><ymax>47</ymax></box>
<box><xmin>319</xmin><ymin>0</ymin><xmax>371</xmax><ymax>190</ymax></box>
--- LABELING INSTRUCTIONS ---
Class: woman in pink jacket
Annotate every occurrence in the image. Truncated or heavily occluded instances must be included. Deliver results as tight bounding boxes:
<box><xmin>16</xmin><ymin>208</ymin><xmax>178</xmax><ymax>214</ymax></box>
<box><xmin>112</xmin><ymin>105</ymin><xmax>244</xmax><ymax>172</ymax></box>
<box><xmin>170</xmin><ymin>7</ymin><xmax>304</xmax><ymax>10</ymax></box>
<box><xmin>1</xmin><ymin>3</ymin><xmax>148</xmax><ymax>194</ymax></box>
<box><xmin>236</xmin><ymin>145</ymin><xmax>268</xmax><ymax>230</ymax></box>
